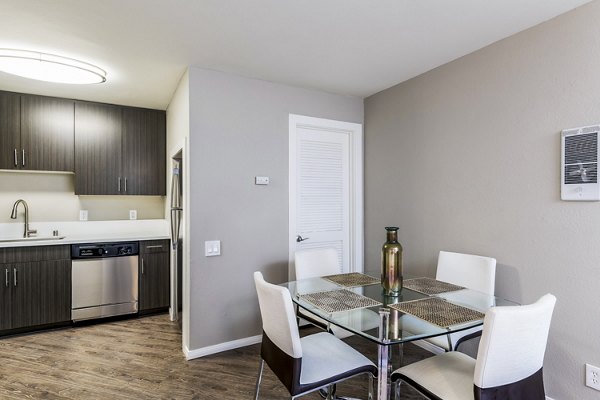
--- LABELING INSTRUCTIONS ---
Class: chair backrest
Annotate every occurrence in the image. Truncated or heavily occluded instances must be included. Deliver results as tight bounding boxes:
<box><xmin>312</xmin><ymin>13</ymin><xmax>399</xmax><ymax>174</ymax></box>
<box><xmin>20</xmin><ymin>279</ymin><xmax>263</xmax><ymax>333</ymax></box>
<box><xmin>253</xmin><ymin>271</ymin><xmax>302</xmax><ymax>358</ymax></box>
<box><xmin>294</xmin><ymin>248</ymin><xmax>339</xmax><ymax>280</ymax></box>
<box><xmin>474</xmin><ymin>294</ymin><xmax>556</xmax><ymax>391</ymax></box>
<box><xmin>436</xmin><ymin>250</ymin><xmax>496</xmax><ymax>295</ymax></box>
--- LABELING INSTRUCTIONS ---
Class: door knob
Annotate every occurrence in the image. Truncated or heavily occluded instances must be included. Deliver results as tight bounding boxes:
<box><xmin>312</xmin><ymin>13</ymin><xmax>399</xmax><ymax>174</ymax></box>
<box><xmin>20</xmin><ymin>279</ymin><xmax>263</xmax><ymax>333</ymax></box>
<box><xmin>296</xmin><ymin>235</ymin><xmax>310</xmax><ymax>242</ymax></box>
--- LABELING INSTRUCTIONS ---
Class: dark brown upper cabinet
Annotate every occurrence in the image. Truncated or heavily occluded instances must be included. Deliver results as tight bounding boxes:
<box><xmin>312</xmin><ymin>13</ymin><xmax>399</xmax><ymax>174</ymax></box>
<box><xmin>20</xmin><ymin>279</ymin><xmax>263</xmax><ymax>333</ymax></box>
<box><xmin>122</xmin><ymin>107</ymin><xmax>166</xmax><ymax>196</ymax></box>
<box><xmin>21</xmin><ymin>95</ymin><xmax>75</xmax><ymax>172</ymax></box>
<box><xmin>74</xmin><ymin>101</ymin><xmax>122</xmax><ymax>195</ymax></box>
<box><xmin>0</xmin><ymin>91</ymin><xmax>74</xmax><ymax>172</ymax></box>
<box><xmin>0</xmin><ymin>91</ymin><xmax>23</xmax><ymax>170</ymax></box>
<box><xmin>75</xmin><ymin>101</ymin><xmax>166</xmax><ymax>196</ymax></box>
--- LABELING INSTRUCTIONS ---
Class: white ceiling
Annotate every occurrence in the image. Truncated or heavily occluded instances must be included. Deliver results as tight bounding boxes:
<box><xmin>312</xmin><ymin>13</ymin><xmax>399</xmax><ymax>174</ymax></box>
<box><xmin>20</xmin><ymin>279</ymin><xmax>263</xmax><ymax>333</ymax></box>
<box><xmin>0</xmin><ymin>0</ymin><xmax>592</xmax><ymax>109</ymax></box>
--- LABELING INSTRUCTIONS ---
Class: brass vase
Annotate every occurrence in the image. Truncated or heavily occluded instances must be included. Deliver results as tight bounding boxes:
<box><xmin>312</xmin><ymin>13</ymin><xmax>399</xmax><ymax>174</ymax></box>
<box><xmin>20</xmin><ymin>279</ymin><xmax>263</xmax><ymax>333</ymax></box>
<box><xmin>381</xmin><ymin>226</ymin><xmax>403</xmax><ymax>296</ymax></box>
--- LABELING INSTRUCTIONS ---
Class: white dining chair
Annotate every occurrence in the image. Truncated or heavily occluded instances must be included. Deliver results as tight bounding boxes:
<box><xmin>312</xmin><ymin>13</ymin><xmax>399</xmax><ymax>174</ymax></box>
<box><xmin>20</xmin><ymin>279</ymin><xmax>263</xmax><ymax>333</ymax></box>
<box><xmin>391</xmin><ymin>293</ymin><xmax>556</xmax><ymax>400</ymax></box>
<box><xmin>426</xmin><ymin>250</ymin><xmax>496</xmax><ymax>352</ymax></box>
<box><xmin>295</xmin><ymin>247</ymin><xmax>340</xmax><ymax>281</ymax></box>
<box><xmin>253</xmin><ymin>271</ymin><xmax>376</xmax><ymax>400</ymax></box>
<box><xmin>294</xmin><ymin>248</ymin><xmax>380</xmax><ymax>341</ymax></box>
<box><xmin>436</xmin><ymin>251</ymin><xmax>496</xmax><ymax>295</ymax></box>
<box><xmin>294</xmin><ymin>248</ymin><xmax>340</xmax><ymax>331</ymax></box>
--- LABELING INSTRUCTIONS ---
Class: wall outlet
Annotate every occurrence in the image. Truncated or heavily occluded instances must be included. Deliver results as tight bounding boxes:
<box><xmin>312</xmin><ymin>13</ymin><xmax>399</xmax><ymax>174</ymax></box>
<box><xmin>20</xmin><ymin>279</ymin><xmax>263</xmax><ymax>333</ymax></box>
<box><xmin>586</xmin><ymin>363</ymin><xmax>600</xmax><ymax>391</ymax></box>
<box><xmin>79</xmin><ymin>210</ymin><xmax>88</xmax><ymax>221</ymax></box>
<box><xmin>205</xmin><ymin>240</ymin><xmax>221</xmax><ymax>257</ymax></box>
<box><xmin>129</xmin><ymin>210</ymin><xmax>137</xmax><ymax>220</ymax></box>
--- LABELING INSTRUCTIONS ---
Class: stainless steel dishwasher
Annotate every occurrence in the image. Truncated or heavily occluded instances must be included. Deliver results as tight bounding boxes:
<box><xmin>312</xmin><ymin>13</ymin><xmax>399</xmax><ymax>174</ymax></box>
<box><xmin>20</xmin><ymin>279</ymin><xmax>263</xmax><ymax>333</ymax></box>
<box><xmin>71</xmin><ymin>242</ymin><xmax>139</xmax><ymax>321</ymax></box>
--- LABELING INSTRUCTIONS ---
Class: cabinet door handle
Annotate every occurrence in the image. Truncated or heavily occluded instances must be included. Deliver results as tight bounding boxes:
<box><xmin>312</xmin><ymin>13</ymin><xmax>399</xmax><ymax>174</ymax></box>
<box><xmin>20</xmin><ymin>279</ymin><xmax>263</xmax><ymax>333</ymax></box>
<box><xmin>5</xmin><ymin>268</ymin><xmax>8</xmax><ymax>287</ymax></box>
<box><xmin>13</xmin><ymin>267</ymin><xmax>17</xmax><ymax>287</ymax></box>
<box><xmin>145</xmin><ymin>245</ymin><xmax>163</xmax><ymax>249</ymax></box>
<box><xmin>141</xmin><ymin>258</ymin><xmax>144</xmax><ymax>275</ymax></box>
<box><xmin>13</xmin><ymin>149</ymin><xmax>17</xmax><ymax>167</ymax></box>
<box><xmin>22</xmin><ymin>149</ymin><xmax>25</xmax><ymax>167</ymax></box>
<box><xmin>124</xmin><ymin>177</ymin><xmax>127</xmax><ymax>193</ymax></box>
<box><xmin>118</xmin><ymin>177</ymin><xmax>122</xmax><ymax>192</ymax></box>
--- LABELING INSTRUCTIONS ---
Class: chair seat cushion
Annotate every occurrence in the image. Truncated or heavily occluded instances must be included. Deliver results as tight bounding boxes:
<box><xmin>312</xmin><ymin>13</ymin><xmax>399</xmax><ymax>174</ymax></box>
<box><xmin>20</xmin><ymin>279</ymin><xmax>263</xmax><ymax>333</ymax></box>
<box><xmin>299</xmin><ymin>332</ymin><xmax>376</xmax><ymax>386</ymax></box>
<box><xmin>392</xmin><ymin>351</ymin><xmax>476</xmax><ymax>400</ymax></box>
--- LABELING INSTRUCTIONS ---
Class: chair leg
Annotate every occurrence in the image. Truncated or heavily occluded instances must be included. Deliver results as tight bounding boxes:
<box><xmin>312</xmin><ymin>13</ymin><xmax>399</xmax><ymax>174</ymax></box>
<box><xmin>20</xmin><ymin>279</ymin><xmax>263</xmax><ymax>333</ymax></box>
<box><xmin>446</xmin><ymin>334</ymin><xmax>453</xmax><ymax>352</ymax></box>
<box><xmin>393</xmin><ymin>380</ymin><xmax>401</xmax><ymax>400</ymax></box>
<box><xmin>254</xmin><ymin>359</ymin><xmax>264</xmax><ymax>400</ymax></box>
<box><xmin>326</xmin><ymin>385</ymin><xmax>335</xmax><ymax>400</ymax></box>
<box><xmin>368</xmin><ymin>374</ymin><xmax>374</xmax><ymax>400</ymax></box>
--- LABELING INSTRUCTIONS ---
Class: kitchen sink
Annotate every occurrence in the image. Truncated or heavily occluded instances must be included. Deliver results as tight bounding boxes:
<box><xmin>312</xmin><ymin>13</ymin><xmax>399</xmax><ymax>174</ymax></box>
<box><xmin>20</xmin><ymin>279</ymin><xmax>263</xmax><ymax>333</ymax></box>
<box><xmin>0</xmin><ymin>236</ymin><xmax>66</xmax><ymax>243</ymax></box>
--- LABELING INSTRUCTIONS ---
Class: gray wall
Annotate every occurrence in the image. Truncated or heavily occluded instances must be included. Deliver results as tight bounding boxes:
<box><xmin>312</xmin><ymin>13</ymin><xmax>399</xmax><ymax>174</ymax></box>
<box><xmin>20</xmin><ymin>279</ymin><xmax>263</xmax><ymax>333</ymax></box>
<box><xmin>187</xmin><ymin>67</ymin><xmax>363</xmax><ymax>350</ymax></box>
<box><xmin>364</xmin><ymin>2</ymin><xmax>600</xmax><ymax>399</ymax></box>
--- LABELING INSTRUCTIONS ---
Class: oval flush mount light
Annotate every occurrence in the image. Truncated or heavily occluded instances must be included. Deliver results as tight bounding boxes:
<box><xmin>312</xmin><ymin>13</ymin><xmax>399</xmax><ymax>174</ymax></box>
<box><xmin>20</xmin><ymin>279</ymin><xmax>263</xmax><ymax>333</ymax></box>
<box><xmin>0</xmin><ymin>49</ymin><xmax>106</xmax><ymax>84</ymax></box>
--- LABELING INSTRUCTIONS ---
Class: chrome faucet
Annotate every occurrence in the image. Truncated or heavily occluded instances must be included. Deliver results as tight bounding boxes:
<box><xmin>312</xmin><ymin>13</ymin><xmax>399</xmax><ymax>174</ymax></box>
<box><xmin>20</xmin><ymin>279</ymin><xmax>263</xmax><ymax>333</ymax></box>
<box><xmin>10</xmin><ymin>199</ymin><xmax>37</xmax><ymax>238</ymax></box>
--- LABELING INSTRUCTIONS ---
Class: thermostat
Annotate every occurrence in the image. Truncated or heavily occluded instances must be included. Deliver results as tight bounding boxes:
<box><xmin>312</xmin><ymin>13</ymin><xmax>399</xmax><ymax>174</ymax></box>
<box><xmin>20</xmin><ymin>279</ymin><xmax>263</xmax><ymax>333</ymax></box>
<box><xmin>255</xmin><ymin>176</ymin><xmax>270</xmax><ymax>185</ymax></box>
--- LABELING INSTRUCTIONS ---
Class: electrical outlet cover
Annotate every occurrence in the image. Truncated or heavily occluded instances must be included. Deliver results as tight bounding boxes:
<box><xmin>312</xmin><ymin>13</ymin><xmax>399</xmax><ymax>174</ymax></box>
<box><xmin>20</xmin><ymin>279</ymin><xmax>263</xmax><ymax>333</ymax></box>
<box><xmin>586</xmin><ymin>363</ymin><xmax>600</xmax><ymax>391</ymax></box>
<box><xmin>129</xmin><ymin>210</ymin><xmax>137</xmax><ymax>220</ymax></box>
<box><xmin>205</xmin><ymin>240</ymin><xmax>221</xmax><ymax>256</ymax></box>
<box><xmin>79</xmin><ymin>210</ymin><xmax>88</xmax><ymax>221</ymax></box>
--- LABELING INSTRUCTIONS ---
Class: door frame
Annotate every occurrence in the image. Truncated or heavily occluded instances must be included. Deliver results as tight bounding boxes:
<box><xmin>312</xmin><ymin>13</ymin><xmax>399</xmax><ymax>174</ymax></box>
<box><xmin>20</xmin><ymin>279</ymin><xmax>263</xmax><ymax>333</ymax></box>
<box><xmin>288</xmin><ymin>114</ymin><xmax>364</xmax><ymax>279</ymax></box>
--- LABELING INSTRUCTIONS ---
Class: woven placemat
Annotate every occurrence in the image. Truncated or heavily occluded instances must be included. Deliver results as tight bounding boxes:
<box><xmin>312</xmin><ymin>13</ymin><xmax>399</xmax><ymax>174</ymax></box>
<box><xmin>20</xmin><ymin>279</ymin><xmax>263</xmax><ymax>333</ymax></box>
<box><xmin>322</xmin><ymin>272</ymin><xmax>379</xmax><ymax>288</ymax></box>
<box><xmin>403</xmin><ymin>277</ymin><xmax>464</xmax><ymax>295</ymax></box>
<box><xmin>298</xmin><ymin>289</ymin><xmax>382</xmax><ymax>313</ymax></box>
<box><xmin>389</xmin><ymin>297</ymin><xmax>484</xmax><ymax>328</ymax></box>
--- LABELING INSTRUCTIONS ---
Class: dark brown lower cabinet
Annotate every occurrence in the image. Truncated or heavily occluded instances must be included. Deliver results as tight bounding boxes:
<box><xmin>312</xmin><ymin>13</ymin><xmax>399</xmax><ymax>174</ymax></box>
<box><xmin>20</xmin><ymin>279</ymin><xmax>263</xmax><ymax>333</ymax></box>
<box><xmin>0</xmin><ymin>246</ymin><xmax>71</xmax><ymax>333</ymax></box>
<box><xmin>139</xmin><ymin>240</ymin><xmax>170</xmax><ymax>312</ymax></box>
<box><xmin>0</xmin><ymin>266</ymin><xmax>12</xmax><ymax>330</ymax></box>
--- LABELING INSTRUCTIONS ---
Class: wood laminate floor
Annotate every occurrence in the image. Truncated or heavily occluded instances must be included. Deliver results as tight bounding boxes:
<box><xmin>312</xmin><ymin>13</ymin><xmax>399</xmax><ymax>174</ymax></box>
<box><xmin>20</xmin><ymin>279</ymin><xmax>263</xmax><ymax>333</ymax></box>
<box><xmin>0</xmin><ymin>315</ymin><xmax>432</xmax><ymax>399</ymax></box>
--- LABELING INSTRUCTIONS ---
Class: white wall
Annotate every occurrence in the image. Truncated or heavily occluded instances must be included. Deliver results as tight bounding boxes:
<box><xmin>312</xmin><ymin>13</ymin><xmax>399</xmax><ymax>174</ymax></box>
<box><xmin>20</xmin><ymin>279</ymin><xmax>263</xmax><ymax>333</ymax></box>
<box><xmin>364</xmin><ymin>2</ymin><xmax>600</xmax><ymax>399</ymax></box>
<box><xmin>186</xmin><ymin>67</ymin><xmax>363</xmax><ymax>351</ymax></box>
<box><xmin>165</xmin><ymin>70</ymin><xmax>190</xmax><ymax>350</ymax></box>
<box><xmin>0</xmin><ymin>171</ymin><xmax>164</xmax><ymax>224</ymax></box>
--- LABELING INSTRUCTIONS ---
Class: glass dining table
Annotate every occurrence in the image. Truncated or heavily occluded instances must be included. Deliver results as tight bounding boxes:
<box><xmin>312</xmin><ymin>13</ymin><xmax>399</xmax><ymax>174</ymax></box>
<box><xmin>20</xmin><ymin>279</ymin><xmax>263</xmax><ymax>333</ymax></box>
<box><xmin>283</xmin><ymin>271</ymin><xmax>516</xmax><ymax>400</ymax></box>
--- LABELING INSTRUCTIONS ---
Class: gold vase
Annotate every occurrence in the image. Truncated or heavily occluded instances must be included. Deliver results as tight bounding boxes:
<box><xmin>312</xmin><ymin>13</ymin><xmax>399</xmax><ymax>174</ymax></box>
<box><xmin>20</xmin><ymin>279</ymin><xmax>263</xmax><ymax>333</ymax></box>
<box><xmin>381</xmin><ymin>226</ymin><xmax>403</xmax><ymax>296</ymax></box>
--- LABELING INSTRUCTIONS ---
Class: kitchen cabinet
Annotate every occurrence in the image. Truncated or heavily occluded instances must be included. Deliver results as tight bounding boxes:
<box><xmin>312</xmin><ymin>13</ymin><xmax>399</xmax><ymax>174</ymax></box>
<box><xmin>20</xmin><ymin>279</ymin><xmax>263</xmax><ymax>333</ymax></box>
<box><xmin>0</xmin><ymin>91</ymin><xmax>22</xmax><ymax>170</ymax></box>
<box><xmin>74</xmin><ymin>101</ymin><xmax>122</xmax><ymax>195</ymax></box>
<box><xmin>122</xmin><ymin>107</ymin><xmax>166</xmax><ymax>195</ymax></box>
<box><xmin>1</xmin><ymin>90</ymin><xmax>165</xmax><ymax>191</ymax></box>
<box><xmin>0</xmin><ymin>91</ymin><xmax>74</xmax><ymax>172</ymax></box>
<box><xmin>0</xmin><ymin>246</ymin><xmax>71</xmax><ymax>333</ymax></box>
<box><xmin>139</xmin><ymin>240</ymin><xmax>170</xmax><ymax>312</ymax></box>
<box><xmin>75</xmin><ymin>102</ymin><xmax>166</xmax><ymax>195</ymax></box>
<box><xmin>21</xmin><ymin>94</ymin><xmax>75</xmax><ymax>172</ymax></box>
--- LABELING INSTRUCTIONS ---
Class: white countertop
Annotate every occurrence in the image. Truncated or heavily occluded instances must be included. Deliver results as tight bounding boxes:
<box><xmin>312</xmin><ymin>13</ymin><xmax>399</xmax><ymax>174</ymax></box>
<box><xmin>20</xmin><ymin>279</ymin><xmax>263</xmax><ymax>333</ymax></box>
<box><xmin>0</xmin><ymin>219</ymin><xmax>170</xmax><ymax>248</ymax></box>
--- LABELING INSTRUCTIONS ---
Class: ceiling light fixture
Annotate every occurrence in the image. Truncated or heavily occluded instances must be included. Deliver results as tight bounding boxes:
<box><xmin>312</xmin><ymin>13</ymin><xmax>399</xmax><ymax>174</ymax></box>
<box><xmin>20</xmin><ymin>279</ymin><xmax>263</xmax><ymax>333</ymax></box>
<box><xmin>0</xmin><ymin>49</ymin><xmax>106</xmax><ymax>84</ymax></box>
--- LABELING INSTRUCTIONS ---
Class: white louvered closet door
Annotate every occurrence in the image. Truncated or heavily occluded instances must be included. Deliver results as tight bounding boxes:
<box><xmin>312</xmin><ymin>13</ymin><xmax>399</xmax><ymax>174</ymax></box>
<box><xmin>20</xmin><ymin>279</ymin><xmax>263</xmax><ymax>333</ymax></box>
<box><xmin>294</xmin><ymin>127</ymin><xmax>350</xmax><ymax>274</ymax></box>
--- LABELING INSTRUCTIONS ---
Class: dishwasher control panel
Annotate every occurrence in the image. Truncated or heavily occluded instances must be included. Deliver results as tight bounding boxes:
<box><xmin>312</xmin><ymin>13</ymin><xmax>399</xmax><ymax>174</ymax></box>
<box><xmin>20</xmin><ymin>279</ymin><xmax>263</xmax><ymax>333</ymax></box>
<box><xmin>71</xmin><ymin>242</ymin><xmax>139</xmax><ymax>259</ymax></box>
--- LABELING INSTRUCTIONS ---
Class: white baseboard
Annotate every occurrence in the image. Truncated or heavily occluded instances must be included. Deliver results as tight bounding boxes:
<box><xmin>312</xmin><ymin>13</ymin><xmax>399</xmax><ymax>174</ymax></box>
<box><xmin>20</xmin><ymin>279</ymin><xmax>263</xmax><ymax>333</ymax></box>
<box><xmin>411</xmin><ymin>339</ymin><xmax>446</xmax><ymax>355</ymax></box>
<box><xmin>546</xmin><ymin>397</ymin><xmax>555</xmax><ymax>400</ymax></box>
<box><xmin>183</xmin><ymin>334</ymin><xmax>262</xmax><ymax>360</ymax></box>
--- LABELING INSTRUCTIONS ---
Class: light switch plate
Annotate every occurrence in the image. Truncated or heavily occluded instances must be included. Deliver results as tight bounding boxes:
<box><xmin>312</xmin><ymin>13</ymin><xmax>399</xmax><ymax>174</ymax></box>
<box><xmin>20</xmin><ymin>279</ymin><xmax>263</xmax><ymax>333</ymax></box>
<box><xmin>205</xmin><ymin>240</ymin><xmax>221</xmax><ymax>256</ymax></box>
<box><xmin>79</xmin><ymin>210</ymin><xmax>88</xmax><ymax>221</ymax></box>
<box><xmin>129</xmin><ymin>210</ymin><xmax>137</xmax><ymax>220</ymax></box>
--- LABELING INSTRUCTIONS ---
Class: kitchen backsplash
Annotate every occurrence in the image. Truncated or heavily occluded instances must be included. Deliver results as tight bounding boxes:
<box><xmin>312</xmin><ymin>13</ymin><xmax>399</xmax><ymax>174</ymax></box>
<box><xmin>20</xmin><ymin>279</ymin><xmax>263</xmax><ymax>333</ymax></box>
<box><xmin>0</xmin><ymin>219</ymin><xmax>169</xmax><ymax>240</ymax></box>
<box><xmin>0</xmin><ymin>171</ymin><xmax>165</xmax><ymax>223</ymax></box>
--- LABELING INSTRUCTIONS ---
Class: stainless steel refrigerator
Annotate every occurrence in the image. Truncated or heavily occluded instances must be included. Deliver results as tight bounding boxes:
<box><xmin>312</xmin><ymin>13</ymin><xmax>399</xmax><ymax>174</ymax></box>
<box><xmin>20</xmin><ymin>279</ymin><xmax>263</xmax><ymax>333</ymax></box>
<box><xmin>170</xmin><ymin>156</ymin><xmax>183</xmax><ymax>322</ymax></box>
